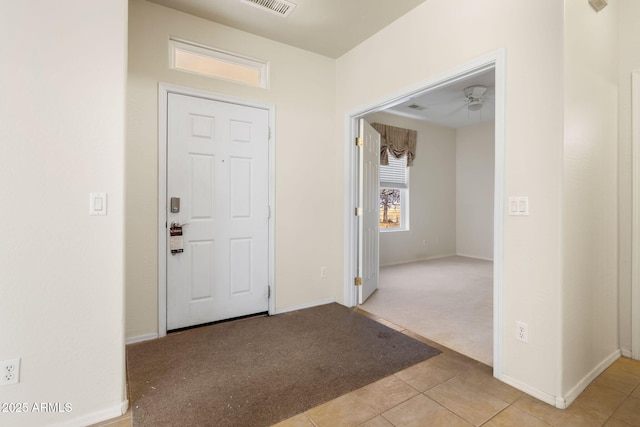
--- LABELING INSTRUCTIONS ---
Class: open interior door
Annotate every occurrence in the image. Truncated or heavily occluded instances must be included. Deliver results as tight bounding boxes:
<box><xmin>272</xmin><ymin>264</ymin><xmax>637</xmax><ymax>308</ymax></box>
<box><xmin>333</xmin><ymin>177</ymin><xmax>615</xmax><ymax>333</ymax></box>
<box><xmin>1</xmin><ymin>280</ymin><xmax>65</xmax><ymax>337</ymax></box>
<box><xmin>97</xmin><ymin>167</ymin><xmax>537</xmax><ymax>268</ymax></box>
<box><xmin>358</xmin><ymin>118</ymin><xmax>380</xmax><ymax>304</ymax></box>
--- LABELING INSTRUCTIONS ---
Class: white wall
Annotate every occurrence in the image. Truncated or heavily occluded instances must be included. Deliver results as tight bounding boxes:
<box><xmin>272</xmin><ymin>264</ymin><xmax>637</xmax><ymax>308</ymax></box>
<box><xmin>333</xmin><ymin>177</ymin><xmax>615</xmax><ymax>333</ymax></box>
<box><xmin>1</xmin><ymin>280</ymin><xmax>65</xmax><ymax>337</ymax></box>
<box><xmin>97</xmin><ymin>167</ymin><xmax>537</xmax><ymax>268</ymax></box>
<box><xmin>457</xmin><ymin>122</ymin><xmax>495</xmax><ymax>260</ymax></box>
<box><xmin>365</xmin><ymin>113</ymin><xmax>457</xmax><ymax>267</ymax></box>
<box><xmin>337</xmin><ymin>0</ymin><xmax>565</xmax><ymax>401</ymax></box>
<box><xmin>127</xmin><ymin>0</ymin><xmax>338</xmax><ymax>340</ymax></box>
<box><xmin>0</xmin><ymin>1</ymin><xmax>127</xmax><ymax>426</ymax></box>
<box><xmin>562</xmin><ymin>1</ymin><xmax>620</xmax><ymax>401</ymax></box>
<box><xmin>618</xmin><ymin>0</ymin><xmax>640</xmax><ymax>356</ymax></box>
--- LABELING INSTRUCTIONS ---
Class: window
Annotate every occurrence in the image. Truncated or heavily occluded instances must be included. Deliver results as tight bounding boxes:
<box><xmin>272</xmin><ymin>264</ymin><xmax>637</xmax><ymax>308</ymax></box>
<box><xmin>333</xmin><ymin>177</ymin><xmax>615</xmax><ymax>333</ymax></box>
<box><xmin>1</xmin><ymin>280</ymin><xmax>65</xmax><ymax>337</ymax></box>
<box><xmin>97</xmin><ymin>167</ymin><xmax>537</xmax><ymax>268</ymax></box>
<box><xmin>379</xmin><ymin>155</ymin><xmax>409</xmax><ymax>231</ymax></box>
<box><xmin>169</xmin><ymin>38</ymin><xmax>269</xmax><ymax>88</ymax></box>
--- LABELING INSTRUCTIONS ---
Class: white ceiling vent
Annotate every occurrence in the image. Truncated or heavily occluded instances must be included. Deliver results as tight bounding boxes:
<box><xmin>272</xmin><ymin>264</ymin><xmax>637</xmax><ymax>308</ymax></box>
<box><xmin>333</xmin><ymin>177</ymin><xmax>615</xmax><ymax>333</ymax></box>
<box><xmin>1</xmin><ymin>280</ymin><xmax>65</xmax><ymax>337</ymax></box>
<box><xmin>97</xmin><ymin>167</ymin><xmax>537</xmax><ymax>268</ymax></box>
<box><xmin>241</xmin><ymin>0</ymin><xmax>296</xmax><ymax>17</ymax></box>
<box><xmin>407</xmin><ymin>104</ymin><xmax>427</xmax><ymax>111</ymax></box>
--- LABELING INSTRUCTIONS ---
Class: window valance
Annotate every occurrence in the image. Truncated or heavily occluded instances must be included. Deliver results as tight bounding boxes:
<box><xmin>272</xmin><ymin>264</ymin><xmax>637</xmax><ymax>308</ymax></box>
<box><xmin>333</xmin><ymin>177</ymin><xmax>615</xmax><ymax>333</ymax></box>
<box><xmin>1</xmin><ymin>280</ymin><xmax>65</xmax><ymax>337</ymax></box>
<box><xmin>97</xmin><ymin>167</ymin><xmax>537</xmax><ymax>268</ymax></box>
<box><xmin>371</xmin><ymin>123</ymin><xmax>417</xmax><ymax>166</ymax></box>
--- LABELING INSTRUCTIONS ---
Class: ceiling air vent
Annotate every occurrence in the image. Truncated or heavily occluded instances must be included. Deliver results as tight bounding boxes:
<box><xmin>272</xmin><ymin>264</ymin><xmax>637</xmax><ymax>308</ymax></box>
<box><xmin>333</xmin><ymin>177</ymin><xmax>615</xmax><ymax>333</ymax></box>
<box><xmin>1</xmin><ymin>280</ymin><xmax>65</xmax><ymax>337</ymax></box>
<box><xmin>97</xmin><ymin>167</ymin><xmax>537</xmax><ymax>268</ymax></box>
<box><xmin>407</xmin><ymin>104</ymin><xmax>427</xmax><ymax>111</ymax></box>
<box><xmin>241</xmin><ymin>0</ymin><xmax>296</xmax><ymax>17</ymax></box>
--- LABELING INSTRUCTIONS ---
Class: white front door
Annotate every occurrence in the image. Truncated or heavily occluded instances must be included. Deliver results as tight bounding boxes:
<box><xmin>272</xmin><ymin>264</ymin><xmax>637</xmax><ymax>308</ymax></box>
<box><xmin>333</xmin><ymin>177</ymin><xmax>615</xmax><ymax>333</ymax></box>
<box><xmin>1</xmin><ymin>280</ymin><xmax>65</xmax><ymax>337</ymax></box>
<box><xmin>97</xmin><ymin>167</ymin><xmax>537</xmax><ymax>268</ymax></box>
<box><xmin>358</xmin><ymin>119</ymin><xmax>380</xmax><ymax>304</ymax></box>
<box><xmin>167</xmin><ymin>93</ymin><xmax>270</xmax><ymax>330</ymax></box>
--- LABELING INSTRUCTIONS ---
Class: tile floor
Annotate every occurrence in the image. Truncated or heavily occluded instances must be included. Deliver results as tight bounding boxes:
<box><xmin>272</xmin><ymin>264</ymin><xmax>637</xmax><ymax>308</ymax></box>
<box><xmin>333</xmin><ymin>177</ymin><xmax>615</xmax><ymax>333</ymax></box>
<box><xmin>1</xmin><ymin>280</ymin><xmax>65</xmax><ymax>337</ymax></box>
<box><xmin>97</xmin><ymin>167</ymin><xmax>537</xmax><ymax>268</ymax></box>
<box><xmin>95</xmin><ymin>310</ymin><xmax>640</xmax><ymax>427</ymax></box>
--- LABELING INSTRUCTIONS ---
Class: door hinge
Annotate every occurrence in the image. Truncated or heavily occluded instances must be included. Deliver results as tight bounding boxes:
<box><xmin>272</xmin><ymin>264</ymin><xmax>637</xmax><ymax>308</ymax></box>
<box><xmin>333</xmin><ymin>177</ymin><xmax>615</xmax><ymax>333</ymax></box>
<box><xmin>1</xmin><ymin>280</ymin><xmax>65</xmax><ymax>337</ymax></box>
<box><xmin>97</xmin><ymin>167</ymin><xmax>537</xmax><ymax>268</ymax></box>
<box><xmin>354</xmin><ymin>277</ymin><xmax>362</xmax><ymax>286</ymax></box>
<box><xmin>268</xmin><ymin>205</ymin><xmax>271</xmax><ymax>219</ymax></box>
<box><xmin>355</xmin><ymin>137</ymin><xmax>363</xmax><ymax>147</ymax></box>
<box><xmin>268</xmin><ymin>127</ymin><xmax>272</xmax><ymax>140</ymax></box>
<box><xmin>268</xmin><ymin>285</ymin><xmax>271</xmax><ymax>299</ymax></box>
<box><xmin>355</xmin><ymin>207</ymin><xmax>362</xmax><ymax>216</ymax></box>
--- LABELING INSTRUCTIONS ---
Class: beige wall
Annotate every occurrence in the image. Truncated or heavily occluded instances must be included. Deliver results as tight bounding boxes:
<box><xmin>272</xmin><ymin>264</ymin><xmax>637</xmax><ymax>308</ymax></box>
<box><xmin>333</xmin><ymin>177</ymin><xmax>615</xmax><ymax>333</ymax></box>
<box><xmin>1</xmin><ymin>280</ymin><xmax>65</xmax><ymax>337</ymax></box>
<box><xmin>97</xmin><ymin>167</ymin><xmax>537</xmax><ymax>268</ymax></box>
<box><xmin>562</xmin><ymin>0</ymin><xmax>620</xmax><ymax>399</ymax></box>
<box><xmin>0</xmin><ymin>1</ymin><xmax>127</xmax><ymax>426</ymax></box>
<box><xmin>337</xmin><ymin>0</ymin><xmax>565</xmax><ymax>400</ymax></box>
<box><xmin>126</xmin><ymin>0</ymin><xmax>338</xmax><ymax>340</ymax></box>
<box><xmin>364</xmin><ymin>114</ymin><xmax>494</xmax><ymax>267</ymax></box>
<box><xmin>365</xmin><ymin>112</ymin><xmax>457</xmax><ymax>267</ymax></box>
<box><xmin>2</xmin><ymin>0</ymin><xmax>636</xmax><ymax>423</ymax></box>
<box><xmin>618</xmin><ymin>0</ymin><xmax>640</xmax><ymax>356</ymax></box>
<box><xmin>126</xmin><ymin>0</ymin><xmax>632</xmax><ymax>408</ymax></box>
<box><xmin>457</xmin><ymin>122</ymin><xmax>495</xmax><ymax>260</ymax></box>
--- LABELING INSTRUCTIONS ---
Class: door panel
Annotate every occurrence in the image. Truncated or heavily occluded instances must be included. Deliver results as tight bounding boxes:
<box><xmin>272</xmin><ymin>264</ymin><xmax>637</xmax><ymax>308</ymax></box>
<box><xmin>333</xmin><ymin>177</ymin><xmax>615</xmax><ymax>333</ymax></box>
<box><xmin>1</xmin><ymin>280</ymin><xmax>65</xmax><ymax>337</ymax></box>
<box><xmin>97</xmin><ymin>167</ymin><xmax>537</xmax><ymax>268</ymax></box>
<box><xmin>358</xmin><ymin>119</ymin><xmax>380</xmax><ymax>304</ymax></box>
<box><xmin>167</xmin><ymin>93</ymin><xmax>269</xmax><ymax>330</ymax></box>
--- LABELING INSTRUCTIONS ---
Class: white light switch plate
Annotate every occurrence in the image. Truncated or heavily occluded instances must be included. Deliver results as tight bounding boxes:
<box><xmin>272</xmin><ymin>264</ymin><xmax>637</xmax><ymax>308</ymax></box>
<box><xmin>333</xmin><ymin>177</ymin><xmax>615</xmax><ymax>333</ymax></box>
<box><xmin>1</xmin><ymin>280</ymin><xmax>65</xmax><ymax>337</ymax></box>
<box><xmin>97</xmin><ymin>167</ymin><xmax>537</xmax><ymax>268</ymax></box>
<box><xmin>508</xmin><ymin>196</ymin><xmax>529</xmax><ymax>216</ymax></box>
<box><xmin>89</xmin><ymin>193</ymin><xmax>107</xmax><ymax>216</ymax></box>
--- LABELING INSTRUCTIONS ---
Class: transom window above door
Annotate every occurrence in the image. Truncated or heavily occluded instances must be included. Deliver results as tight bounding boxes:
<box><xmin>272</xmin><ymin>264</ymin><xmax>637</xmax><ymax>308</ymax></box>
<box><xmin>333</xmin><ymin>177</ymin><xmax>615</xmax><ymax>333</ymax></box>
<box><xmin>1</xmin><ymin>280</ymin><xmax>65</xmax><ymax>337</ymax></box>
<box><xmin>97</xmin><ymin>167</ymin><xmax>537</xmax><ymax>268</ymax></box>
<box><xmin>169</xmin><ymin>38</ymin><xmax>269</xmax><ymax>88</ymax></box>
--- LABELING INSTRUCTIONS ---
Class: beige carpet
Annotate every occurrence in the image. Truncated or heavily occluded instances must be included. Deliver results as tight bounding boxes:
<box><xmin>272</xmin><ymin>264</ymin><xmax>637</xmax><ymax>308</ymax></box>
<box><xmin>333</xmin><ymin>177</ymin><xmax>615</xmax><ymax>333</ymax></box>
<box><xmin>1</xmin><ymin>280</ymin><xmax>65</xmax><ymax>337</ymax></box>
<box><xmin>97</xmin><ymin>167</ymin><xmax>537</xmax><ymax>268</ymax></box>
<box><xmin>360</xmin><ymin>256</ymin><xmax>493</xmax><ymax>366</ymax></box>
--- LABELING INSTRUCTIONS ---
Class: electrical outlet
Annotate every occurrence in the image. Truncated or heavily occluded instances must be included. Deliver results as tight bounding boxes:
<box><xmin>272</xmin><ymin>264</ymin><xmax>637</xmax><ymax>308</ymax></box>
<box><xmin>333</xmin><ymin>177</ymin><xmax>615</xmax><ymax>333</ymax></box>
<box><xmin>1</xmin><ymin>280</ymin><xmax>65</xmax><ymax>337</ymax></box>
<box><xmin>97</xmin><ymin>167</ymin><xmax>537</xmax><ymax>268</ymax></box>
<box><xmin>516</xmin><ymin>322</ymin><xmax>528</xmax><ymax>343</ymax></box>
<box><xmin>0</xmin><ymin>358</ymin><xmax>20</xmax><ymax>386</ymax></box>
<box><xmin>320</xmin><ymin>266</ymin><xmax>327</xmax><ymax>278</ymax></box>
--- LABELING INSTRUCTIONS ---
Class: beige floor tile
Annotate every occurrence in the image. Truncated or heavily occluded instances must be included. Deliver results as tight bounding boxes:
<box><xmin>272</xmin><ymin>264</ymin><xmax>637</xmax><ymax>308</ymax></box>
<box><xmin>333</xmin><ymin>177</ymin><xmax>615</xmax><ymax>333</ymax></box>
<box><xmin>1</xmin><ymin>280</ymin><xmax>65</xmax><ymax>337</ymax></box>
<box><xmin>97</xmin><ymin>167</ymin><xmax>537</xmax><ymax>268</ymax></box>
<box><xmin>611</xmin><ymin>358</ymin><xmax>640</xmax><ymax>378</ymax></box>
<box><xmin>381</xmin><ymin>394</ymin><xmax>473</xmax><ymax>427</ymax></box>
<box><xmin>352</xmin><ymin>375</ymin><xmax>419</xmax><ymax>413</ymax></box>
<box><xmin>394</xmin><ymin>358</ymin><xmax>457</xmax><ymax>392</ymax></box>
<box><xmin>305</xmin><ymin>393</ymin><xmax>377</xmax><ymax>427</ymax></box>
<box><xmin>512</xmin><ymin>394</ymin><xmax>566</xmax><ymax>426</ymax></box>
<box><xmin>513</xmin><ymin>393</ymin><xmax>610</xmax><ymax>427</ymax></box>
<box><xmin>425</xmin><ymin>376</ymin><xmax>509</xmax><ymax>426</ymax></box>
<box><xmin>456</xmin><ymin>365</ymin><xmax>524</xmax><ymax>404</ymax></box>
<box><xmin>571</xmin><ymin>382</ymin><xmax>627</xmax><ymax>418</ymax></box>
<box><xmin>553</xmin><ymin>404</ymin><xmax>611</xmax><ymax>427</ymax></box>
<box><xmin>271</xmin><ymin>413</ymin><xmax>315</xmax><ymax>427</ymax></box>
<box><xmin>456</xmin><ymin>362</ymin><xmax>493</xmax><ymax>380</ymax></box>
<box><xmin>358</xmin><ymin>415</ymin><xmax>395</xmax><ymax>427</ymax></box>
<box><xmin>482</xmin><ymin>406</ymin><xmax>552</xmax><ymax>427</ymax></box>
<box><xmin>612</xmin><ymin>396</ymin><xmax>640</xmax><ymax>427</ymax></box>
<box><xmin>595</xmin><ymin>367</ymin><xmax>640</xmax><ymax>394</ymax></box>
<box><xmin>604</xmin><ymin>417</ymin><xmax>635</xmax><ymax>427</ymax></box>
<box><xmin>428</xmin><ymin>350</ymin><xmax>479</xmax><ymax>375</ymax></box>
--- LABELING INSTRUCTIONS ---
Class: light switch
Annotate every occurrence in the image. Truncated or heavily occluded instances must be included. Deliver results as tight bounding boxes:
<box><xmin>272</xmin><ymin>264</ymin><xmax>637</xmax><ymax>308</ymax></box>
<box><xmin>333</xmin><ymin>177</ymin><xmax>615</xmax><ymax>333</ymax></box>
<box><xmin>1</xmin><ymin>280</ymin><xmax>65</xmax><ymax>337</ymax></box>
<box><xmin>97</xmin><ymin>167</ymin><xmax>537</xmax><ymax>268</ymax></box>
<box><xmin>510</xmin><ymin>199</ymin><xmax>518</xmax><ymax>213</ymax></box>
<box><xmin>89</xmin><ymin>193</ymin><xmax>107</xmax><ymax>216</ymax></box>
<box><xmin>508</xmin><ymin>196</ymin><xmax>529</xmax><ymax>216</ymax></box>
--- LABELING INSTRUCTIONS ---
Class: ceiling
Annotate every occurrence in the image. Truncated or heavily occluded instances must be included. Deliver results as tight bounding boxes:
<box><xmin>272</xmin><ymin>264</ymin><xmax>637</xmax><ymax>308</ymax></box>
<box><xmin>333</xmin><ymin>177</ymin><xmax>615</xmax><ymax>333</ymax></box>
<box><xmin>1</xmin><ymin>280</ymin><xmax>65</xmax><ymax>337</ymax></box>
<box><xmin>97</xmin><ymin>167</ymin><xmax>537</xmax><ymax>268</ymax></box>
<box><xmin>146</xmin><ymin>0</ymin><xmax>426</xmax><ymax>58</ymax></box>
<box><xmin>380</xmin><ymin>68</ymin><xmax>496</xmax><ymax>129</ymax></box>
<box><xmin>147</xmin><ymin>0</ymin><xmax>495</xmax><ymax>129</ymax></box>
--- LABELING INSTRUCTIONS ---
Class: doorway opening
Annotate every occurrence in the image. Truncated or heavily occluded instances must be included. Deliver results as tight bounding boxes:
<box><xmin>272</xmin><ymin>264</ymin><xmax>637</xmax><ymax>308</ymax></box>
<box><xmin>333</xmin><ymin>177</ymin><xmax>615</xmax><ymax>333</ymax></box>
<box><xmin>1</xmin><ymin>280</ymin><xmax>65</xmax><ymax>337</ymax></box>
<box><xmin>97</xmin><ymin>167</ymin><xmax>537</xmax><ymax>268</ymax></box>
<box><xmin>344</xmin><ymin>51</ymin><xmax>506</xmax><ymax>375</ymax></box>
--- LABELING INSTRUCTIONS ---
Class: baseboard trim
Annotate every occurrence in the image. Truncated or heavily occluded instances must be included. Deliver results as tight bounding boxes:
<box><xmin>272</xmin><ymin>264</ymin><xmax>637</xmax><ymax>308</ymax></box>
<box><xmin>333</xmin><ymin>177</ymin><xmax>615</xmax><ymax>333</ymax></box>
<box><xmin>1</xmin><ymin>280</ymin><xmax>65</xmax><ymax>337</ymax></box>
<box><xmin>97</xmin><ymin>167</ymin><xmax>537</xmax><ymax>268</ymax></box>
<box><xmin>456</xmin><ymin>253</ymin><xmax>494</xmax><ymax>262</ymax></box>
<box><xmin>380</xmin><ymin>253</ymin><xmax>458</xmax><ymax>268</ymax></box>
<box><xmin>49</xmin><ymin>400</ymin><xmax>127</xmax><ymax>427</ymax></box>
<box><xmin>274</xmin><ymin>298</ymin><xmax>336</xmax><ymax>314</ymax></box>
<box><xmin>500</xmin><ymin>374</ymin><xmax>558</xmax><ymax>407</ymax></box>
<box><xmin>621</xmin><ymin>348</ymin><xmax>633</xmax><ymax>358</ymax></box>
<box><xmin>501</xmin><ymin>349</ymin><xmax>621</xmax><ymax>410</ymax></box>
<box><xmin>126</xmin><ymin>332</ymin><xmax>159</xmax><ymax>345</ymax></box>
<box><xmin>562</xmin><ymin>349</ymin><xmax>621</xmax><ymax>408</ymax></box>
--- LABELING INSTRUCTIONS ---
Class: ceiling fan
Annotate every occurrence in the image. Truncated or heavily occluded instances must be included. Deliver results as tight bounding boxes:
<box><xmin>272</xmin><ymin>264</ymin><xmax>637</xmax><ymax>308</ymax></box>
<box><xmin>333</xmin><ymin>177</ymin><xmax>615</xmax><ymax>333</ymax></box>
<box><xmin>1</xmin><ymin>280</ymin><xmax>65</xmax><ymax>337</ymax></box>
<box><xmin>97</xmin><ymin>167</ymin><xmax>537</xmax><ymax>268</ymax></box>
<box><xmin>463</xmin><ymin>85</ymin><xmax>488</xmax><ymax>111</ymax></box>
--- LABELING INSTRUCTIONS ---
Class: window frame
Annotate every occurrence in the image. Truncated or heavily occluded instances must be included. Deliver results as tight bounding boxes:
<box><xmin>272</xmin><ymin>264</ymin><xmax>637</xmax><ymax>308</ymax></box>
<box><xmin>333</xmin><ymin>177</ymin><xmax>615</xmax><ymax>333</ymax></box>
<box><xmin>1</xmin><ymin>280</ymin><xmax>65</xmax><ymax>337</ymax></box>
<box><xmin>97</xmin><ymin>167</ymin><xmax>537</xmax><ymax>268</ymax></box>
<box><xmin>169</xmin><ymin>38</ymin><xmax>269</xmax><ymax>89</ymax></box>
<box><xmin>379</xmin><ymin>155</ymin><xmax>410</xmax><ymax>232</ymax></box>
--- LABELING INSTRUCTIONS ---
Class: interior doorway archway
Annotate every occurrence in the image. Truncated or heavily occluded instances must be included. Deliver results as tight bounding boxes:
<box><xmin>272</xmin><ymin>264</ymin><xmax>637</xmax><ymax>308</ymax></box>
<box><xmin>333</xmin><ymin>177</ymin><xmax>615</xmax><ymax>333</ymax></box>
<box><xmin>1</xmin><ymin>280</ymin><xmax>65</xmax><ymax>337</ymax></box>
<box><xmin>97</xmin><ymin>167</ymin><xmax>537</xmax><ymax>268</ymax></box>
<box><xmin>343</xmin><ymin>50</ymin><xmax>506</xmax><ymax>377</ymax></box>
